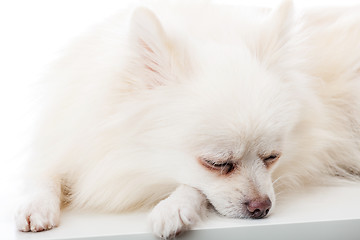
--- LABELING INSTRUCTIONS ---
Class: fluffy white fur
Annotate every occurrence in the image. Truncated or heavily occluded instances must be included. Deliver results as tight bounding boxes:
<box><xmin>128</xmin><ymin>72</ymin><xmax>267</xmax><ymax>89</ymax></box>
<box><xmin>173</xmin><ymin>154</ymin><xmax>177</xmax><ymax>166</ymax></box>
<box><xmin>15</xmin><ymin>1</ymin><xmax>360</xmax><ymax>239</ymax></box>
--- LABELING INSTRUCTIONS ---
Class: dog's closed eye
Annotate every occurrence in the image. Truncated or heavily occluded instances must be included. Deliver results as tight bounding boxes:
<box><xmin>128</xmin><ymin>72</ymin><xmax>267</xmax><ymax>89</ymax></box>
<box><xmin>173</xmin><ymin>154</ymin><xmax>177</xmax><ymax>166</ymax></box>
<box><xmin>199</xmin><ymin>157</ymin><xmax>235</xmax><ymax>175</ymax></box>
<box><xmin>260</xmin><ymin>151</ymin><xmax>281</xmax><ymax>168</ymax></box>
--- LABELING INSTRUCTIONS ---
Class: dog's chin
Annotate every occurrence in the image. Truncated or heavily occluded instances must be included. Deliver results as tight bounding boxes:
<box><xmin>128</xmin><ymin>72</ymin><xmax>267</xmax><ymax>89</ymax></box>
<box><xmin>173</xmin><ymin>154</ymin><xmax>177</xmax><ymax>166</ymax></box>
<box><xmin>209</xmin><ymin>203</ymin><xmax>249</xmax><ymax>219</ymax></box>
<box><xmin>218</xmin><ymin>209</ymin><xmax>250</xmax><ymax>219</ymax></box>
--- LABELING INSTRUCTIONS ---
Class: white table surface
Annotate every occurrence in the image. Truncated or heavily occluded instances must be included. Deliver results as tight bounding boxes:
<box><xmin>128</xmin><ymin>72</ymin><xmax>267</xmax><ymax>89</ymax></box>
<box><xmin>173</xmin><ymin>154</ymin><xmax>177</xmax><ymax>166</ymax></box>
<box><xmin>2</xmin><ymin>185</ymin><xmax>360</xmax><ymax>240</ymax></box>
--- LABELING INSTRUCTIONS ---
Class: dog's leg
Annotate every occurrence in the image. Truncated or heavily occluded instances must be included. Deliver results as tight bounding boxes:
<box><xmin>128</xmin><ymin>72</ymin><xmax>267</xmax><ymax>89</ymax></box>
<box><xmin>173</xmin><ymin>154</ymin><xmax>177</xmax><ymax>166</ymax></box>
<box><xmin>15</xmin><ymin>176</ymin><xmax>61</xmax><ymax>232</ymax></box>
<box><xmin>149</xmin><ymin>184</ymin><xmax>207</xmax><ymax>239</ymax></box>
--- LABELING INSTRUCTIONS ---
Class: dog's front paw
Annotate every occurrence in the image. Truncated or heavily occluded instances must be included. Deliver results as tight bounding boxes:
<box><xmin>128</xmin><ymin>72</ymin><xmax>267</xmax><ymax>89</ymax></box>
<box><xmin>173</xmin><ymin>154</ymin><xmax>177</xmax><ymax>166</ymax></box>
<box><xmin>149</xmin><ymin>198</ymin><xmax>198</xmax><ymax>239</ymax></box>
<box><xmin>15</xmin><ymin>195</ymin><xmax>60</xmax><ymax>232</ymax></box>
<box><xmin>149</xmin><ymin>185</ymin><xmax>206</xmax><ymax>239</ymax></box>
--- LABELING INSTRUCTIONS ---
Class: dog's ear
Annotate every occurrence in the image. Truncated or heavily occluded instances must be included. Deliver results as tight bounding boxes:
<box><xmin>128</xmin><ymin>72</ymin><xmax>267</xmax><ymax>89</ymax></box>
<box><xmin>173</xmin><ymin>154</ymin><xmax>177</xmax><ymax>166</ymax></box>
<box><xmin>126</xmin><ymin>7</ymin><xmax>175</xmax><ymax>90</ymax></box>
<box><xmin>256</xmin><ymin>0</ymin><xmax>294</xmax><ymax>66</ymax></box>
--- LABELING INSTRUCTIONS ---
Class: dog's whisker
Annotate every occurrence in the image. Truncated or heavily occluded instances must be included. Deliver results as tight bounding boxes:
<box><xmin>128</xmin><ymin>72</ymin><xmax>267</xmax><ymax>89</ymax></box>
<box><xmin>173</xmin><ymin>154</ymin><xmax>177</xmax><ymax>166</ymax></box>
<box><xmin>272</xmin><ymin>176</ymin><xmax>284</xmax><ymax>185</ymax></box>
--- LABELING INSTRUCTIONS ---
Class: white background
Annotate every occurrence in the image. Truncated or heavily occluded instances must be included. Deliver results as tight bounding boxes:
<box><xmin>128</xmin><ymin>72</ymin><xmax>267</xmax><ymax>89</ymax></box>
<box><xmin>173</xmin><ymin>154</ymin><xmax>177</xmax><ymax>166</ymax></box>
<box><xmin>0</xmin><ymin>0</ymin><xmax>359</xmax><ymax>234</ymax></box>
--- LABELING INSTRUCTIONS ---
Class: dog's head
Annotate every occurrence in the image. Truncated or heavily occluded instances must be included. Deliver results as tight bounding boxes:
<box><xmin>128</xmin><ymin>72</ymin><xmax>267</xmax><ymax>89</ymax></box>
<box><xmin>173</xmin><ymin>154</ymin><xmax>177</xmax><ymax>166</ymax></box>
<box><xmin>125</xmin><ymin>1</ymin><xmax>310</xmax><ymax>218</ymax></box>
<box><xmin>180</xmin><ymin>54</ymin><xmax>301</xmax><ymax>218</ymax></box>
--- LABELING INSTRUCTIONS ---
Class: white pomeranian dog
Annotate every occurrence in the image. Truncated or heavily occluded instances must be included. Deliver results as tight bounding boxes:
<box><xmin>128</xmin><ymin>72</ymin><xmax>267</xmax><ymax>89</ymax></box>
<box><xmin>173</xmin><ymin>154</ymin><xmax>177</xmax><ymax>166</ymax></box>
<box><xmin>15</xmin><ymin>0</ymin><xmax>360</xmax><ymax>239</ymax></box>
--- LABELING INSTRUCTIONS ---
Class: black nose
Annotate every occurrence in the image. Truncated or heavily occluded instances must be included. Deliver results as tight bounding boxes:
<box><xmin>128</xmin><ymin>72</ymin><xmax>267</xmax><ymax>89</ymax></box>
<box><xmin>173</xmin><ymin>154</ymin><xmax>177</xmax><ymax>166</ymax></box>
<box><xmin>245</xmin><ymin>197</ymin><xmax>272</xmax><ymax>219</ymax></box>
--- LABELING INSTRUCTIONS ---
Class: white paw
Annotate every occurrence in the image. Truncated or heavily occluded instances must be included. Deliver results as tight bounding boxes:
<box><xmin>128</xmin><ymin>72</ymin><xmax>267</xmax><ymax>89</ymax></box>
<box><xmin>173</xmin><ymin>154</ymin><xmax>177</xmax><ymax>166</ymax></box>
<box><xmin>149</xmin><ymin>185</ymin><xmax>206</xmax><ymax>239</ymax></box>
<box><xmin>149</xmin><ymin>200</ymin><xmax>199</xmax><ymax>239</ymax></box>
<box><xmin>15</xmin><ymin>195</ymin><xmax>60</xmax><ymax>232</ymax></box>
